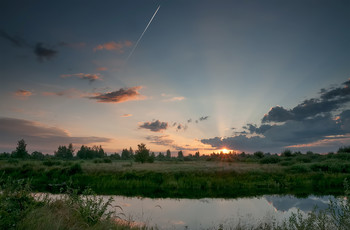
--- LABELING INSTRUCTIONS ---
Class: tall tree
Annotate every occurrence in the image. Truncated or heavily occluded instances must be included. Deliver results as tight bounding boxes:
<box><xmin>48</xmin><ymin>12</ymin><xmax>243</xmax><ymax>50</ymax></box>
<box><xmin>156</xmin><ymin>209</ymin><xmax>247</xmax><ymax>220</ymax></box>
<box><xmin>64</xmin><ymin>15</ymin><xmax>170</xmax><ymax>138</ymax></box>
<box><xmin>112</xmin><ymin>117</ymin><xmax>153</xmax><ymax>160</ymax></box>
<box><xmin>13</xmin><ymin>139</ymin><xmax>29</xmax><ymax>158</ymax></box>
<box><xmin>166</xmin><ymin>149</ymin><xmax>171</xmax><ymax>159</ymax></box>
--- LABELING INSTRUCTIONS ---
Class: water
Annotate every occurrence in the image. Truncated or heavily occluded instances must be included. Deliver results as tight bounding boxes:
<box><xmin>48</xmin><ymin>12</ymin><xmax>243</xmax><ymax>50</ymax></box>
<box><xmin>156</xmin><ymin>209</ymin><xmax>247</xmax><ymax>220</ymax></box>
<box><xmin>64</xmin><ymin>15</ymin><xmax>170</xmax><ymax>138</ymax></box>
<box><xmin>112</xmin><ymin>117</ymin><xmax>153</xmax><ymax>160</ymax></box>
<box><xmin>107</xmin><ymin>195</ymin><xmax>334</xmax><ymax>229</ymax></box>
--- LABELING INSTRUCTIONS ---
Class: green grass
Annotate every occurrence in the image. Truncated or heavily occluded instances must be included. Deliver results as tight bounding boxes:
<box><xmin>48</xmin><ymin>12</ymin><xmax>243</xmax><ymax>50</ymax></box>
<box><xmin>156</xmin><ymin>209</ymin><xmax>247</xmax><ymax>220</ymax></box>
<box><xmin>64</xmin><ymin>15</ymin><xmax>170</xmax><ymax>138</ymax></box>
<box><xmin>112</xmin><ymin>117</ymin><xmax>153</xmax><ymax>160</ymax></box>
<box><xmin>0</xmin><ymin>160</ymin><xmax>349</xmax><ymax>198</ymax></box>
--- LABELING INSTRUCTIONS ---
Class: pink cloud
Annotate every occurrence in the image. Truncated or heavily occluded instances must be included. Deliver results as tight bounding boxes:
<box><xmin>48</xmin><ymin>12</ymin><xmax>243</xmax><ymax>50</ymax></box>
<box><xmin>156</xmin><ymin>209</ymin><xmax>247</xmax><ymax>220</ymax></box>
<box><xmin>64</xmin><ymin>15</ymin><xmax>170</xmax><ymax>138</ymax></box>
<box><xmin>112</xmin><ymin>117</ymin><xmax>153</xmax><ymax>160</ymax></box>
<box><xmin>89</xmin><ymin>86</ymin><xmax>145</xmax><ymax>103</ymax></box>
<box><xmin>93</xmin><ymin>40</ymin><xmax>133</xmax><ymax>52</ymax></box>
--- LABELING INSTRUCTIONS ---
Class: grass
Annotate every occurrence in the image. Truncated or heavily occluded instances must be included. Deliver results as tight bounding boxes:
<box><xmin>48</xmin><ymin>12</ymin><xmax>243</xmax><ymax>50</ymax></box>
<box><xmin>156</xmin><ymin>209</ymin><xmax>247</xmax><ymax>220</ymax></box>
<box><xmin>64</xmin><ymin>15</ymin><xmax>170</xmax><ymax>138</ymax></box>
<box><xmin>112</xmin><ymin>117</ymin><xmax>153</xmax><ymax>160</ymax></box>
<box><xmin>1</xmin><ymin>176</ymin><xmax>350</xmax><ymax>230</ymax></box>
<box><xmin>0</xmin><ymin>159</ymin><xmax>349</xmax><ymax>198</ymax></box>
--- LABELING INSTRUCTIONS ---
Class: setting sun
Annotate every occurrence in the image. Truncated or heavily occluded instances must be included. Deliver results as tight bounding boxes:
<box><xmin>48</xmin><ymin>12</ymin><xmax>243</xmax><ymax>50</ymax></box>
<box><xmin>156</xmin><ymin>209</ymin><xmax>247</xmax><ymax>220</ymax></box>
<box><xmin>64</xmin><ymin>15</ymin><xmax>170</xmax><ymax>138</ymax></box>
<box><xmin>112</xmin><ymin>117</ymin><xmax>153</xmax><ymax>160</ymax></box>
<box><xmin>220</xmin><ymin>148</ymin><xmax>231</xmax><ymax>154</ymax></box>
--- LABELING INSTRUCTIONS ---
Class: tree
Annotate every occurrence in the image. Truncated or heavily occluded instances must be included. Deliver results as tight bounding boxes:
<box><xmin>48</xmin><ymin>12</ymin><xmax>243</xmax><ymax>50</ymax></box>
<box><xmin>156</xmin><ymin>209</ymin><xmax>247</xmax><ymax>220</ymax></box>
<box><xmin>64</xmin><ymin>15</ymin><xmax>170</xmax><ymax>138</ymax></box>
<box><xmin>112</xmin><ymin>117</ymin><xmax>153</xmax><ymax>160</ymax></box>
<box><xmin>177</xmin><ymin>150</ymin><xmax>184</xmax><ymax>160</ymax></box>
<box><xmin>148</xmin><ymin>152</ymin><xmax>155</xmax><ymax>163</ymax></box>
<box><xmin>195</xmin><ymin>151</ymin><xmax>200</xmax><ymax>158</ymax></box>
<box><xmin>134</xmin><ymin>143</ymin><xmax>150</xmax><ymax>163</ymax></box>
<box><xmin>121</xmin><ymin>148</ymin><xmax>131</xmax><ymax>160</ymax></box>
<box><xmin>254</xmin><ymin>151</ymin><xmax>264</xmax><ymax>159</ymax></box>
<box><xmin>76</xmin><ymin>145</ymin><xmax>105</xmax><ymax>159</ymax></box>
<box><xmin>12</xmin><ymin>139</ymin><xmax>29</xmax><ymax>158</ymax></box>
<box><xmin>166</xmin><ymin>149</ymin><xmax>171</xmax><ymax>159</ymax></box>
<box><xmin>31</xmin><ymin>151</ymin><xmax>44</xmax><ymax>160</ymax></box>
<box><xmin>54</xmin><ymin>143</ymin><xmax>74</xmax><ymax>159</ymax></box>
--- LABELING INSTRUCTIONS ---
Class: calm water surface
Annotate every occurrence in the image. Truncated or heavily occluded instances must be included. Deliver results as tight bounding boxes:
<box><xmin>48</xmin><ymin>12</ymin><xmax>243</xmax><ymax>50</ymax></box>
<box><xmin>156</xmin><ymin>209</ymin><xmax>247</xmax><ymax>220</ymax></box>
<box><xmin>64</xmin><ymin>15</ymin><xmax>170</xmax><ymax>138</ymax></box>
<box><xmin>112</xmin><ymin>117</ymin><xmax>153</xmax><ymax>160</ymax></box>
<box><xmin>106</xmin><ymin>195</ymin><xmax>333</xmax><ymax>229</ymax></box>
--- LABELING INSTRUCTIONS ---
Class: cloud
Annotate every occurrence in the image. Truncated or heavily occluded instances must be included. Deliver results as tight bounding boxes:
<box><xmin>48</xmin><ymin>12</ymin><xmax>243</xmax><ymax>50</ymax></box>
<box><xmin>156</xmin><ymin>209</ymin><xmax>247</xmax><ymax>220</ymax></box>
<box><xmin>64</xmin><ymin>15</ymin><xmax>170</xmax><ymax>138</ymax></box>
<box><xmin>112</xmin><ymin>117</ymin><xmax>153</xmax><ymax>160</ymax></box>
<box><xmin>34</xmin><ymin>43</ymin><xmax>57</xmax><ymax>61</ymax></box>
<box><xmin>0</xmin><ymin>30</ymin><xmax>28</xmax><ymax>47</ymax></box>
<box><xmin>58</xmin><ymin>42</ymin><xmax>86</xmax><ymax>48</ymax></box>
<box><xmin>89</xmin><ymin>86</ymin><xmax>144</xmax><ymax>103</ymax></box>
<box><xmin>176</xmin><ymin>123</ymin><xmax>188</xmax><ymax>131</ymax></box>
<box><xmin>139</xmin><ymin>120</ymin><xmax>168</xmax><ymax>132</ymax></box>
<box><xmin>93</xmin><ymin>41</ymin><xmax>132</xmax><ymax>52</ymax></box>
<box><xmin>0</xmin><ymin>117</ymin><xmax>111</xmax><ymax>153</ymax></box>
<box><xmin>262</xmin><ymin>79</ymin><xmax>350</xmax><ymax>123</ymax></box>
<box><xmin>61</xmin><ymin>73</ymin><xmax>102</xmax><ymax>83</ymax></box>
<box><xmin>121</xmin><ymin>114</ymin><xmax>132</xmax><ymax>118</ymax></box>
<box><xmin>199</xmin><ymin>116</ymin><xmax>209</xmax><ymax>121</ymax></box>
<box><xmin>96</xmin><ymin>67</ymin><xmax>108</xmax><ymax>71</ymax></box>
<box><xmin>146</xmin><ymin>135</ymin><xmax>200</xmax><ymax>151</ymax></box>
<box><xmin>0</xmin><ymin>30</ymin><xmax>58</xmax><ymax>62</ymax></box>
<box><xmin>164</xmin><ymin>96</ymin><xmax>185</xmax><ymax>102</ymax></box>
<box><xmin>42</xmin><ymin>88</ymin><xmax>87</xmax><ymax>98</ymax></box>
<box><xmin>14</xmin><ymin>89</ymin><xmax>32</xmax><ymax>98</ymax></box>
<box><xmin>202</xmin><ymin>79</ymin><xmax>350</xmax><ymax>153</ymax></box>
<box><xmin>187</xmin><ymin>119</ymin><xmax>192</xmax><ymax>123</ymax></box>
<box><xmin>161</xmin><ymin>94</ymin><xmax>185</xmax><ymax>102</ymax></box>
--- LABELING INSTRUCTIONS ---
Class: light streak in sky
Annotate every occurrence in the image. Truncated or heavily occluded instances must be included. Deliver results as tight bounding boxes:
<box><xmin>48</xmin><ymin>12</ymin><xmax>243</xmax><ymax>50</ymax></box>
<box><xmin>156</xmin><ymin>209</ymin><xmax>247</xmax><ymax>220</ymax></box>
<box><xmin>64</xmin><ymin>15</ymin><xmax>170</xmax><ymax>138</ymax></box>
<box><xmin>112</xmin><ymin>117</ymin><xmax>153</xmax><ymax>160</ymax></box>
<box><xmin>126</xmin><ymin>5</ymin><xmax>161</xmax><ymax>62</ymax></box>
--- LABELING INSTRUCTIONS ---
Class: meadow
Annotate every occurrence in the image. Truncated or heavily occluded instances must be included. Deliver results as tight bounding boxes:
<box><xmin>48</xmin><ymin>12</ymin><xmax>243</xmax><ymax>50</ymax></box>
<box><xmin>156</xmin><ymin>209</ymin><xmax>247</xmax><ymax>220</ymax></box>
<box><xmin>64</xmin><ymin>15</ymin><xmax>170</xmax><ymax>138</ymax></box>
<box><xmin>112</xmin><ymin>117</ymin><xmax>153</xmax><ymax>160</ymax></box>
<box><xmin>0</xmin><ymin>157</ymin><xmax>349</xmax><ymax>198</ymax></box>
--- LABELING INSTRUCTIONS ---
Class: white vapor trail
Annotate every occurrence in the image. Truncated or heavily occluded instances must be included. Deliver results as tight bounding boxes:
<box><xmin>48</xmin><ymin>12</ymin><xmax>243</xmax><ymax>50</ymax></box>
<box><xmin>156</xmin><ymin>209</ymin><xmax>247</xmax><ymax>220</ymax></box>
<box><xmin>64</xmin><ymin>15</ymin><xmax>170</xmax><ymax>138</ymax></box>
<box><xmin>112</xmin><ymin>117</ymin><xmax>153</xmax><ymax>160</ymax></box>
<box><xmin>126</xmin><ymin>5</ymin><xmax>161</xmax><ymax>62</ymax></box>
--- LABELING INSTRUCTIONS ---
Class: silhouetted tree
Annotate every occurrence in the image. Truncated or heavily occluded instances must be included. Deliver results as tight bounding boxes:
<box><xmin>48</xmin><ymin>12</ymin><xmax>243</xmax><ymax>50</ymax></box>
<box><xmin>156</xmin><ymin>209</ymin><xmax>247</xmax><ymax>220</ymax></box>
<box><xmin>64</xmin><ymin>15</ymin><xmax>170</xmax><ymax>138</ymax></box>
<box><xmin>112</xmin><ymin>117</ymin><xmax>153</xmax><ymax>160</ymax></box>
<box><xmin>177</xmin><ymin>150</ymin><xmax>184</xmax><ymax>160</ymax></box>
<box><xmin>254</xmin><ymin>151</ymin><xmax>264</xmax><ymax>158</ymax></box>
<box><xmin>31</xmin><ymin>151</ymin><xmax>44</xmax><ymax>160</ymax></box>
<box><xmin>54</xmin><ymin>143</ymin><xmax>74</xmax><ymax>159</ymax></box>
<box><xmin>148</xmin><ymin>152</ymin><xmax>155</xmax><ymax>163</ymax></box>
<box><xmin>195</xmin><ymin>151</ymin><xmax>200</xmax><ymax>158</ymax></box>
<box><xmin>281</xmin><ymin>149</ymin><xmax>292</xmax><ymax>157</ymax></box>
<box><xmin>121</xmin><ymin>148</ymin><xmax>131</xmax><ymax>160</ymax></box>
<box><xmin>166</xmin><ymin>149</ymin><xmax>171</xmax><ymax>159</ymax></box>
<box><xmin>134</xmin><ymin>143</ymin><xmax>150</xmax><ymax>163</ymax></box>
<box><xmin>76</xmin><ymin>145</ymin><xmax>105</xmax><ymax>159</ymax></box>
<box><xmin>157</xmin><ymin>152</ymin><xmax>165</xmax><ymax>161</ymax></box>
<box><xmin>12</xmin><ymin>139</ymin><xmax>29</xmax><ymax>158</ymax></box>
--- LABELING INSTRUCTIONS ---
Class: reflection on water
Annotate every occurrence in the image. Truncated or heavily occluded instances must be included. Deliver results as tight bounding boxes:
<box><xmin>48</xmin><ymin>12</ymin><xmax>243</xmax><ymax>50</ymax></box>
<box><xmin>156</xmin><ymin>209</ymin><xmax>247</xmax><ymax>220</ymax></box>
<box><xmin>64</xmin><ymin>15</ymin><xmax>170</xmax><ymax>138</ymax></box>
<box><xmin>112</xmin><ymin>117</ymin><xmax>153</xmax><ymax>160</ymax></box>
<box><xmin>107</xmin><ymin>195</ymin><xmax>334</xmax><ymax>229</ymax></box>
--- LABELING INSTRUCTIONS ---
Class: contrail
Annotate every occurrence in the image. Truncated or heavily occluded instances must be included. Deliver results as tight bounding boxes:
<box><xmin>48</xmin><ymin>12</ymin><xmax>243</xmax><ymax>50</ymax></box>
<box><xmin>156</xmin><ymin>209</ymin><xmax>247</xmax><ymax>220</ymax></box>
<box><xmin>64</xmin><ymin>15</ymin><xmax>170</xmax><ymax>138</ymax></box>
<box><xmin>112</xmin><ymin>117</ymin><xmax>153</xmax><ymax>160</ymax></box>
<box><xmin>126</xmin><ymin>5</ymin><xmax>161</xmax><ymax>62</ymax></box>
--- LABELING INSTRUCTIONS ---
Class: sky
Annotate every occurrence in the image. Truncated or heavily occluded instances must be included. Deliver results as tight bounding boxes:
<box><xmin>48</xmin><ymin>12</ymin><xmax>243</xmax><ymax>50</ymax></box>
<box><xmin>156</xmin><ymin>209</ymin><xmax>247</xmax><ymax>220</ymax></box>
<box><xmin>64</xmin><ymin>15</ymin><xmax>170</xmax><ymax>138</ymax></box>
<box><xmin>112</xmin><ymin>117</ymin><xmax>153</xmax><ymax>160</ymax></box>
<box><xmin>0</xmin><ymin>0</ymin><xmax>350</xmax><ymax>155</ymax></box>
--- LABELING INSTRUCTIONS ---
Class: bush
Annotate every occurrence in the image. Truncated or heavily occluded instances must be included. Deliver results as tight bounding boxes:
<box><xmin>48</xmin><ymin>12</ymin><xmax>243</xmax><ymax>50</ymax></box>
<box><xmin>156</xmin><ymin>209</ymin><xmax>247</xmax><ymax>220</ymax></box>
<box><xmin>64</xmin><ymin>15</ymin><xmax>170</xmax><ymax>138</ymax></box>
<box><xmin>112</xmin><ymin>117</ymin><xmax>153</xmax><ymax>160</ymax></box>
<box><xmin>260</xmin><ymin>156</ymin><xmax>280</xmax><ymax>164</ymax></box>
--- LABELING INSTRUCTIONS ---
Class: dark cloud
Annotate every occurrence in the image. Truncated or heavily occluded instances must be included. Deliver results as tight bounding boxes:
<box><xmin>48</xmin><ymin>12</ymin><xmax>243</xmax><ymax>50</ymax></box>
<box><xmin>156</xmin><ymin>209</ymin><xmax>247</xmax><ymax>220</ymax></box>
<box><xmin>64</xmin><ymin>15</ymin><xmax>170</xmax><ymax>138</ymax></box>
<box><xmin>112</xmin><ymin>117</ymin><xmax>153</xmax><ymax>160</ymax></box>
<box><xmin>89</xmin><ymin>86</ymin><xmax>144</xmax><ymax>103</ymax></box>
<box><xmin>0</xmin><ymin>117</ymin><xmax>111</xmax><ymax>153</ymax></box>
<box><xmin>176</xmin><ymin>123</ymin><xmax>188</xmax><ymax>131</ymax></box>
<box><xmin>199</xmin><ymin>116</ymin><xmax>209</xmax><ymax>121</ymax></box>
<box><xmin>187</xmin><ymin>119</ymin><xmax>192</xmax><ymax>123</ymax></box>
<box><xmin>0</xmin><ymin>30</ymin><xmax>28</xmax><ymax>47</ymax></box>
<box><xmin>61</xmin><ymin>73</ymin><xmax>102</xmax><ymax>83</ymax></box>
<box><xmin>243</xmin><ymin>123</ymin><xmax>273</xmax><ymax>134</ymax></box>
<box><xmin>139</xmin><ymin>120</ymin><xmax>168</xmax><ymax>132</ymax></box>
<box><xmin>203</xmin><ymin>79</ymin><xmax>350</xmax><ymax>153</ymax></box>
<box><xmin>34</xmin><ymin>43</ymin><xmax>57</xmax><ymax>61</ymax></box>
<box><xmin>263</xmin><ymin>79</ymin><xmax>350</xmax><ymax>123</ymax></box>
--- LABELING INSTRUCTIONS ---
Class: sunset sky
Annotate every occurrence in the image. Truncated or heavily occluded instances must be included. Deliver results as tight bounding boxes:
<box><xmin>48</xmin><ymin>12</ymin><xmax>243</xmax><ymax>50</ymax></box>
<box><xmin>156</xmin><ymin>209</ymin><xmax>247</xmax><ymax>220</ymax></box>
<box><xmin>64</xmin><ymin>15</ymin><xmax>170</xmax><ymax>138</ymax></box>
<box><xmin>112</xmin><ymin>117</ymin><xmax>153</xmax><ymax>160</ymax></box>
<box><xmin>1</xmin><ymin>0</ymin><xmax>350</xmax><ymax>155</ymax></box>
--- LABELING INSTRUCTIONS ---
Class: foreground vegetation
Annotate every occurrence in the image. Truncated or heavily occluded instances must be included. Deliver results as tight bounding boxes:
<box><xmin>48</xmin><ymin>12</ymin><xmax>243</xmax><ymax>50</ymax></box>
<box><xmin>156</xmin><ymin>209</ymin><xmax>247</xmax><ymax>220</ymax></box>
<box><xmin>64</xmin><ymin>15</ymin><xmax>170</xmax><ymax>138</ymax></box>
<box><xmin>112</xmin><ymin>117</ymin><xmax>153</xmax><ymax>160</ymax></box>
<box><xmin>1</xmin><ymin>140</ymin><xmax>350</xmax><ymax>198</ymax></box>
<box><xmin>1</xmin><ymin>176</ymin><xmax>350</xmax><ymax>230</ymax></box>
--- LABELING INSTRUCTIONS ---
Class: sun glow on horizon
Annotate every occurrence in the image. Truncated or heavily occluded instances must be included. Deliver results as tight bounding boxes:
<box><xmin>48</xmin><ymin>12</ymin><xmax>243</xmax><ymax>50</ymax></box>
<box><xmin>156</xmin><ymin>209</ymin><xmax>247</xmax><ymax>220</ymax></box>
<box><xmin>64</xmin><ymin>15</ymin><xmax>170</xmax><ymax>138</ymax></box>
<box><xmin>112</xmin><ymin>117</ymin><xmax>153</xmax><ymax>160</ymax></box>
<box><xmin>219</xmin><ymin>148</ymin><xmax>231</xmax><ymax>154</ymax></box>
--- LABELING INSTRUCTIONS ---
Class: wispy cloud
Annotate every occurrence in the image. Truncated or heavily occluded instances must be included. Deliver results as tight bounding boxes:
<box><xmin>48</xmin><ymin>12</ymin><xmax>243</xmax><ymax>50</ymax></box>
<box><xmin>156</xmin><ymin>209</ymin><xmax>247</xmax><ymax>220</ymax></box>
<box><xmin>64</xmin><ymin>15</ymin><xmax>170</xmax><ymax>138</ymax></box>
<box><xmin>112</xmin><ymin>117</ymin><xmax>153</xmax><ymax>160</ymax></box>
<box><xmin>161</xmin><ymin>93</ymin><xmax>185</xmax><ymax>102</ymax></box>
<box><xmin>121</xmin><ymin>114</ymin><xmax>133</xmax><ymax>118</ymax></box>
<box><xmin>61</xmin><ymin>73</ymin><xmax>102</xmax><ymax>83</ymax></box>
<box><xmin>89</xmin><ymin>86</ymin><xmax>145</xmax><ymax>103</ymax></box>
<box><xmin>93</xmin><ymin>41</ymin><xmax>132</xmax><ymax>52</ymax></box>
<box><xmin>14</xmin><ymin>89</ymin><xmax>32</xmax><ymax>98</ymax></box>
<box><xmin>0</xmin><ymin>30</ymin><xmax>28</xmax><ymax>47</ymax></box>
<box><xmin>0</xmin><ymin>117</ymin><xmax>111</xmax><ymax>153</ymax></box>
<box><xmin>139</xmin><ymin>120</ymin><xmax>168</xmax><ymax>132</ymax></box>
<box><xmin>42</xmin><ymin>88</ymin><xmax>87</xmax><ymax>98</ymax></box>
<box><xmin>96</xmin><ymin>67</ymin><xmax>108</xmax><ymax>71</ymax></box>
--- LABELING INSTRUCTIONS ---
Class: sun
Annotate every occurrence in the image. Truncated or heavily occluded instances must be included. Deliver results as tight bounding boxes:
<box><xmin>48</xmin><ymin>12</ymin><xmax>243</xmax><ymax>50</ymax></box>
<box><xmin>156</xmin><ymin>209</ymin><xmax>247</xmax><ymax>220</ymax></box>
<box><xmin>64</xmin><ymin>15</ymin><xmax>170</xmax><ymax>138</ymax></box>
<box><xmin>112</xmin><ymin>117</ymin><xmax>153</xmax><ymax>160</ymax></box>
<box><xmin>220</xmin><ymin>148</ymin><xmax>230</xmax><ymax>154</ymax></box>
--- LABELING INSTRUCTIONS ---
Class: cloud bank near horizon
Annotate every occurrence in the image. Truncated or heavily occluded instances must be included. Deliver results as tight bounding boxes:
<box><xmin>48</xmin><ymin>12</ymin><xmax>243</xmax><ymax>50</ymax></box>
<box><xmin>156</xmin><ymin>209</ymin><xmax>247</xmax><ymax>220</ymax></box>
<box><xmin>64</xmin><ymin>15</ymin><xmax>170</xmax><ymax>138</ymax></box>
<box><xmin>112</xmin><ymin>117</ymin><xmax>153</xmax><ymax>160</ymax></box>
<box><xmin>201</xmin><ymin>79</ymin><xmax>350</xmax><ymax>153</ymax></box>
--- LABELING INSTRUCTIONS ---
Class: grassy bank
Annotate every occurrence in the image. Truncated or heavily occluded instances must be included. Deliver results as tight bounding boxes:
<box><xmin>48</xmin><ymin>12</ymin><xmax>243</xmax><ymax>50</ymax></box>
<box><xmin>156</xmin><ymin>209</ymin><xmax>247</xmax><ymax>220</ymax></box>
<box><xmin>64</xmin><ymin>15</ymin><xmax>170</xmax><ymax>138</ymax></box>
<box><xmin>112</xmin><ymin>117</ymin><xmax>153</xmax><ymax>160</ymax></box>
<box><xmin>0</xmin><ymin>160</ymin><xmax>349</xmax><ymax>198</ymax></box>
<box><xmin>1</xmin><ymin>176</ymin><xmax>350</xmax><ymax>230</ymax></box>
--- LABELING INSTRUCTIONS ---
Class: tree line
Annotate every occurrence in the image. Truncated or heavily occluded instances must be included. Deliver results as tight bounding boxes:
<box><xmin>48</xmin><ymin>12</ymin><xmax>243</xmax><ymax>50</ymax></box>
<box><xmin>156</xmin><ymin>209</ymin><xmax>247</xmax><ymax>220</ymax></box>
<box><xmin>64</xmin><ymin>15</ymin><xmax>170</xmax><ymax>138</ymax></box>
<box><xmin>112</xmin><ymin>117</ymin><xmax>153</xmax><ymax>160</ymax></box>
<box><xmin>2</xmin><ymin>139</ymin><xmax>350</xmax><ymax>164</ymax></box>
